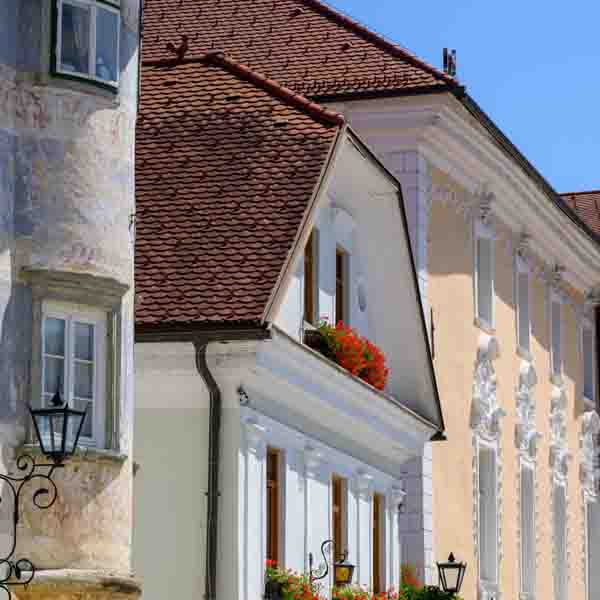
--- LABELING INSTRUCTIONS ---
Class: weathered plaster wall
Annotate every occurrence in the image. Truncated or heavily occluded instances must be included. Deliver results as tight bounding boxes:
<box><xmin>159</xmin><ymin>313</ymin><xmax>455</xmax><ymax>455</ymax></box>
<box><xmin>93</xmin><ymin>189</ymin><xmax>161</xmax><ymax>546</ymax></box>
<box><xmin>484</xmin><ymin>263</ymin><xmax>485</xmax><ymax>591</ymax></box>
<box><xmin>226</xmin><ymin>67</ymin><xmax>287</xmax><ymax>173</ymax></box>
<box><xmin>429</xmin><ymin>169</ymin><xmax>588</xmax><ymax>600</ymax></box>
<box><xmin>0</xmin><ymin>0</ymin><xmax>139</xmax><ymax>579</ymax></box>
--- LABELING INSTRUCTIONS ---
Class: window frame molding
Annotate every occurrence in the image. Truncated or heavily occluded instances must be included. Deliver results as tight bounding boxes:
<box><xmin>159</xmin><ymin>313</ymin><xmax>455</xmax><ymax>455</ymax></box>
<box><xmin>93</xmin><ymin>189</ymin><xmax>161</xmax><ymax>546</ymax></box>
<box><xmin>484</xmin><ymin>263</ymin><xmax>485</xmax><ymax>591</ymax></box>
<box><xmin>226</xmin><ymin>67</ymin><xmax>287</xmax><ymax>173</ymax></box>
<box><xmin>51</xmin><ymin>0</ymin><xmax>121</xmax><ymax>93</ymax></box>
<box><xmin>552</xmin><ymin>480</ymin><xmax>568</xmax><ymax>600</ymax></box>
<box><xmin>515</xmin><ymin>254</ymin><xmax>533</xmax><ymax>361</ymax></box>
<box><xmin>548</xmin><ymin>288</ymin><xmax>565</xmax><ymax>386</ymax></box>
<box><xmin>41</xmin><ymin>301</ymin><xmax>107</xmax><ymax>447</ymax></box>
<box><xmin>581</xmin><ymin>315</ymin><xmax>596</xmax><ymax>409</ymax></box>
<box><xmin>24</xmin><ymin>268</ymin><xmax>129</xmax><ymax>453</ymax></box>
<box><xmin>519</xmin><ymin>458</ymin><xmax>537</xmax><ymax>600</ymax></box>
<box><xmin>473</xmin><ymin>219</ymin><xmax>496</xmax><ymax>334</ymax></box>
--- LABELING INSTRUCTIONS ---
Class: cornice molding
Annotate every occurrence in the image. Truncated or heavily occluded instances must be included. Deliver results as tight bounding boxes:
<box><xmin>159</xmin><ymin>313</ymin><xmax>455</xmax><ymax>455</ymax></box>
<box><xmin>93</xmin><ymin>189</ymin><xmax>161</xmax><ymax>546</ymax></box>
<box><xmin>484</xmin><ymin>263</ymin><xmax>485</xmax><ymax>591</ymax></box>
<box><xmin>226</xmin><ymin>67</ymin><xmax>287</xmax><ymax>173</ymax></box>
<box><xmin>350</xmin><ymin>96</ymin><xmax>600</xmax><ymax>293</ymax></box>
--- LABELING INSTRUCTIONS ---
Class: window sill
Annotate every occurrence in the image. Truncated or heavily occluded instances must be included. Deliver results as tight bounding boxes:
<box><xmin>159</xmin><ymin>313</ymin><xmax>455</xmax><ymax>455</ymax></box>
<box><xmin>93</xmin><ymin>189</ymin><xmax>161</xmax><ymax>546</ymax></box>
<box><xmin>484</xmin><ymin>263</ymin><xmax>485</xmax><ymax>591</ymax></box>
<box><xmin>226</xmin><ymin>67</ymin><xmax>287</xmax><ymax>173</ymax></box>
<box><xmin>22</xmin><ymin>443</ymin><xmax>127</xmax><ymax>464</ymax></box>
<box><xmin>474</xmin><ymin>317</ymin><xmax>496</xmax><ymax>336</ymax></box>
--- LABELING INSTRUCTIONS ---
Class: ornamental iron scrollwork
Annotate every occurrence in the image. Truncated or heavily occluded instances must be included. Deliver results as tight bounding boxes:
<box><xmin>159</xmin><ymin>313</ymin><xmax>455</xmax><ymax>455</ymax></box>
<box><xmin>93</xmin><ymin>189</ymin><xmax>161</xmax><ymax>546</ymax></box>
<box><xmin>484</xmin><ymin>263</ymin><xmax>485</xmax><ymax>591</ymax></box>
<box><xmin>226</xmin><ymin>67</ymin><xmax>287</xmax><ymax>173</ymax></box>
<box><xmin>0</xmin><ymin>453</ymin><xmax>63</xmax><ymax>598</ymax></box>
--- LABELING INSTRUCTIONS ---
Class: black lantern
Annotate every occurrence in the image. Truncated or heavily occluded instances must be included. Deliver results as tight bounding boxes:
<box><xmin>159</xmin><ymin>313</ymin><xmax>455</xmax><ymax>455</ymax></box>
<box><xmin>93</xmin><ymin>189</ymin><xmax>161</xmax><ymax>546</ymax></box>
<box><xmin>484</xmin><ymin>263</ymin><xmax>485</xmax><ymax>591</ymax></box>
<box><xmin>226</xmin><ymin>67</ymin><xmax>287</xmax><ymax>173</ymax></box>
<box><xmin>437</xmin><ymin>553</ymin><xmax>467</xmax><ymax>596</ymax></box>
<box><xmin>29</xmin><ymin>391</ymin><xmax>87</xmax><ymax>464</ymax></box>
<box><xmin>333</xmin><ymin>552</ymin><xmax>355</xmax><ymax>587</ymax></box>
<box><xmin>309</xmin><ymin>540</ymin><xmax>355</xmax><ymax>589</ymax></box>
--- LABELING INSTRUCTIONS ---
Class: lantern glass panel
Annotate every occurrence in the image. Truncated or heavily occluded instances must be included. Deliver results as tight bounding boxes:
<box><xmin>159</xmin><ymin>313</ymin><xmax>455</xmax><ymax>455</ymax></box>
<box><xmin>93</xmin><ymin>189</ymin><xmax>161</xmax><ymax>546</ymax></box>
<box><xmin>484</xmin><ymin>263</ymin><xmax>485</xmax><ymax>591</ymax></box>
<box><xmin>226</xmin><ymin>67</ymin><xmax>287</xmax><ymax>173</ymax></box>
<box><xmin>443</xmin><ymin>566</ymin><xmax>460</xmax><ymax>591</ymax></box>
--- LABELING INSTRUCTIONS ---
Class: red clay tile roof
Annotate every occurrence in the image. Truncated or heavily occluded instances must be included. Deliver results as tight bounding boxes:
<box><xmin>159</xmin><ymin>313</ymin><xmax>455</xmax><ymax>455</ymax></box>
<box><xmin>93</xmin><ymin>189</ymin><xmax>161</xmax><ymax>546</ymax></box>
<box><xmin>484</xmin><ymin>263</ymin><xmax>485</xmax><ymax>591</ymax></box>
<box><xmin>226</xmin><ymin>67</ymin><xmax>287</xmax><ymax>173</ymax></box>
<box><xmin>560</xmin><ymin>191</ymin><xmax>600</xmax><ymax>237</ymax></box>
<box><xmin>141</xmin><ymin>0</ymin><xmax>456</xmax><ymax>100</ymax></box>
<box><xmin>135</xmin><ymin>52</ymin><xmax>342</xmax><ymax>327</ymax></box>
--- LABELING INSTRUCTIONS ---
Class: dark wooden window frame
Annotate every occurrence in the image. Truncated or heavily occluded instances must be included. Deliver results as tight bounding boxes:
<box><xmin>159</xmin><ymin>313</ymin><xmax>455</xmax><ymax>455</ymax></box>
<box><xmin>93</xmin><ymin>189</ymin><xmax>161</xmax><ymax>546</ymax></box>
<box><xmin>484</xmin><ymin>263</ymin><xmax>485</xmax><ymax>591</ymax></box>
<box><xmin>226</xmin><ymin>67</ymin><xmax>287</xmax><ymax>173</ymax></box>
<box><xmin>373</xmin><ymin>493</ymin><xmax>384</xmax><ymax>593</ymax></box>
<box><xmin>335</xmin><ymin>247</ymin><xmax>348</xmax><ymax>325</ymax></box>
<box><xmin>267</xmin><ymin>447</ymin><xmax>281</xmax><ymax>565</ymax></box>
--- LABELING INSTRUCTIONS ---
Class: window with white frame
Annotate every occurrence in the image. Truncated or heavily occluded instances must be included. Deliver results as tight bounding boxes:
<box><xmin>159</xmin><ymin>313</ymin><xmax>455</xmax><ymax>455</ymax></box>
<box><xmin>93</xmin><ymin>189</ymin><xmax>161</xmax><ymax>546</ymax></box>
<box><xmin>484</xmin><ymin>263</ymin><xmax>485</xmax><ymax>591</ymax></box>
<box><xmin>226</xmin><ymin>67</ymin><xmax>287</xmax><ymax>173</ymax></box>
<box><xmin>587</xmin><ymin>500</ymin><xmax>600</xmax><ymax>600</ymax></box>
<box><xmin>55</xmin><ymin>0</ymin><xmax>120</xmax><ymax>87</ymax></box>
<box><xmin>520</xmin><ymin>463</ymin><xmax>536</xmax><ymax>597</ymax></box>
<box><xmin>478</xmin><ymin>444</ymin><xmax>498</xmax><ymax>585</ymax></box>
<box><xmin>553</xmin><ymin>484</ymin><xmax>567</xmax><ymax>600</ymax></box>
<box><xmin>551</xmin><ymin>298</ymin><xmax>562</xmax><ymax>379</ymax></box>
<box><xmin>516</xmin><ymin>259</ymin><xmax>531</xmax><ymax>354</ymax></box>
<box><xmin>583</xmin><ymin>321</ymin><xmax>595</xmax><ymax>405</ymax></box>
<box><xmin>42</xmin><ymin>302</ymin><xmax>106</xmax><ymax>447</ymax></box>
<box><xmin>475</xmin><ymin>229</ymin><xmax>494</xmax><ymax>329</ymax></box>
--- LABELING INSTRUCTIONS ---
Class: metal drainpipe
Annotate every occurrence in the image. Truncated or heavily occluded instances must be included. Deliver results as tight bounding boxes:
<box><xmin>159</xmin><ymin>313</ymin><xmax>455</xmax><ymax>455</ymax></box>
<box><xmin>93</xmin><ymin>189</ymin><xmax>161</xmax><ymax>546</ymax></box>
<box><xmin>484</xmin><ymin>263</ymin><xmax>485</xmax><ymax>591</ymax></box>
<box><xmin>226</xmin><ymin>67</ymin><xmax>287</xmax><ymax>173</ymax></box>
<box><xmin>193</xmin><ymin>328</ymin><xmax>270</xmax><ymax>600</ymax></box>
<box><xmin>195</xmin><ymin>341</ymin><xmax>221</xmax><ymax>600</ymax></box>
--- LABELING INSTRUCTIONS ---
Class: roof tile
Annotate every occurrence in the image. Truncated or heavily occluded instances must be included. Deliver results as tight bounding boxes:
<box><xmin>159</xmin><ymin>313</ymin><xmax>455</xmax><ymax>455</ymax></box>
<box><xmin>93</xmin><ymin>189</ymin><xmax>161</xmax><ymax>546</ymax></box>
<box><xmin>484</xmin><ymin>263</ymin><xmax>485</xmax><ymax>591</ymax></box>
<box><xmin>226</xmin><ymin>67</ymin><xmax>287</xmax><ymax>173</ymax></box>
<box><xmin>135</xmin><ymin>54</ymin><xmax>341</xmax><ymax>327</ymax></box>
<box><xmin>141</xmin><ymin>0</ymin><xmax>455</xmax><ymax>99</ymax></box>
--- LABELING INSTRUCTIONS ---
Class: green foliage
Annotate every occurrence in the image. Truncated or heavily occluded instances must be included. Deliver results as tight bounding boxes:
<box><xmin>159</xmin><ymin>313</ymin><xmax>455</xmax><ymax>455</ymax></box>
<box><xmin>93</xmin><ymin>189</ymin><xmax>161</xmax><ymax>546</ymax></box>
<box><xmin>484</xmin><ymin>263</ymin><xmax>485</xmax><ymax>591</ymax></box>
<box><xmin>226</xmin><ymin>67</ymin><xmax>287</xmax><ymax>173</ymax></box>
<box><xmin>399</xmin><ymin>584</ymin><xmax>462</xmax><ymax>600</ymax></box>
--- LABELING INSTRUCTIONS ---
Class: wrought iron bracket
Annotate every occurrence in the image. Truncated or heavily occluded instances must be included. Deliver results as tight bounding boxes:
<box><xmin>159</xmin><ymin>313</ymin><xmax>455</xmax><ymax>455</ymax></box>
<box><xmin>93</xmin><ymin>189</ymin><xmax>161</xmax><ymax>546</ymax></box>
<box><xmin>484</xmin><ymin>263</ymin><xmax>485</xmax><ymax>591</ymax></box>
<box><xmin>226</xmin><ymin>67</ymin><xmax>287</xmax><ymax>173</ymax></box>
<box><xmin>0</xmin><ymin>454</ymin><xmax>63</xmax><ymax>598</ymax></box>
<box><xmin>308</xmin><ymin>539</ymin><xmax>333</xmax><ymax>587</ymax></box>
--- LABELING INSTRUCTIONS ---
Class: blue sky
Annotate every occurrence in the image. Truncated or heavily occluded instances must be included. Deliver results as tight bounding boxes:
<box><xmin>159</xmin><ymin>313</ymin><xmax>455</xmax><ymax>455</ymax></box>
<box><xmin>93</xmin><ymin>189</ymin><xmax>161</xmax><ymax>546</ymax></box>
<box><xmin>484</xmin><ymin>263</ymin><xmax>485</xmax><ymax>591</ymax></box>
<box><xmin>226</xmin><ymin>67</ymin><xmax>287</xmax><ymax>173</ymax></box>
<box><xmin>327</xmin><ymin>0</ymin><xmax>600</xmax><ymax>193</ymax></box>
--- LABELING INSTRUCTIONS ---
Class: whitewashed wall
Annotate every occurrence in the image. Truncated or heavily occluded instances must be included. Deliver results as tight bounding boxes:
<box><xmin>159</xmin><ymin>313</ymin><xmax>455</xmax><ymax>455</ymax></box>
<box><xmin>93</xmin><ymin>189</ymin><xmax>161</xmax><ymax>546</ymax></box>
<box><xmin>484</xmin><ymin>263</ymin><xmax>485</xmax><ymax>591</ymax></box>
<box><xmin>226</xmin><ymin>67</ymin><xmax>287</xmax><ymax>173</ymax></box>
<box><xmin>234</xmin><ymin>406</ymin><xmax>404</xmax><ymax>600</ymax></box>
<box><xmin>133</xmin><ymin>342</ymin><xmax>210</xmax><ymax>600</ymax></box>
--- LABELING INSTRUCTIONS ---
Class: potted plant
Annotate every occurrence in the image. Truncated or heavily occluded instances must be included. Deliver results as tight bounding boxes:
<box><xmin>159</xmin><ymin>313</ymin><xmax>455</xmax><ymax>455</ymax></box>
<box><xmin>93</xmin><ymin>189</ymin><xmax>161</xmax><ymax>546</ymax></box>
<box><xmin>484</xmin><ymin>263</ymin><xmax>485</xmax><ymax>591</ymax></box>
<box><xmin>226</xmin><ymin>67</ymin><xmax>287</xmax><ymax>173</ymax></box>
<box><xmin>304</xmin><ymin>321</ymin><xmax>389</xmax><ymax>391</ymax></box>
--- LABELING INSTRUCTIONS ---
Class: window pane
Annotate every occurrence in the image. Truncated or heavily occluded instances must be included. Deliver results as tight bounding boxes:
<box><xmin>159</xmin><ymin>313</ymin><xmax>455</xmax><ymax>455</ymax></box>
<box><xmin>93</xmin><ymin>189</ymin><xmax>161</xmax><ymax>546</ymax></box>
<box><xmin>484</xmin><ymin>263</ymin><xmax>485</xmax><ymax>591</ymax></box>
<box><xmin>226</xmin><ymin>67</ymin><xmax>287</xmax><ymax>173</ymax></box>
<box><xmin>521</xmin><ymin>467</ymin><xmax>535</xmax><ymax>594</ymax></box>
<box><xmin>479</xmin><ymin>447</ymin><xmax>497</xmax><ymax>583</ymax></box>
<box><xmin>75</xmin><ymin>322</ymin><xmax>94</xmax><ymax>361</ymax></box>
<box><xmin>74</xmin><ymin>399</ymin><xmax>93</xmax><ymax>438</ymax></box>
<box><xmin>44</xmin><ymin>317</ymin><xmax>65</xmax><ymax>356</ymax></box>
<box><xmin>584</xmin><ymin>328</ymin><xmax>594</xmax><ymax>400</ymax></box>
<box><xmin>60</xmin><ymin>1</ymin><xmax>91</xmax><ymax>75</ymax></box>
<box><xmin>477</xmin><ymin>238</ymin><xmax>493</xmax><ymax>325</ymax></box>
<box><xmin>44</xmin><ymin>357</ymin><xmax>64</xmax><ymax>395</ymax></box>
<box><xmin>553</xmin><ymin>486</ymin><xmax>567</xmax><ymax>600</ymax></box>
<box><xmin>552</xmin><ymin>302</ymin><xmax>561</xmax><ymax>375</ymax></box>
<box><xmin>74</xmin><ymin>362</ymin><xmax>93</xmax><ymax>399</ymax></box>
<box><xmin>96</xmin><ymin>7</ymin><xmax>119</xmax><ymax>82</ymax></box>
<box><xmin>518</xmin><ymin>272</ymin><xmax>530</xmax><ymax>351</ymax></box>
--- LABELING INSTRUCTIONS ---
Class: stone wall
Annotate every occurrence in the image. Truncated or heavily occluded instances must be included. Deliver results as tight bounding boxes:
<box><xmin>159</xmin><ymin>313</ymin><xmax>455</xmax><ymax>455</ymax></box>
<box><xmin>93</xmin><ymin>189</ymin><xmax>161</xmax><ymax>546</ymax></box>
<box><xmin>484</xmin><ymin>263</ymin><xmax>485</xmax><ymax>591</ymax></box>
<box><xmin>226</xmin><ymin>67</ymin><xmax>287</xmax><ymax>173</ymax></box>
<box><xmin>0</xmin><ymin>0</ymin><xmax>139</xmax><ymax>587</ymax></box>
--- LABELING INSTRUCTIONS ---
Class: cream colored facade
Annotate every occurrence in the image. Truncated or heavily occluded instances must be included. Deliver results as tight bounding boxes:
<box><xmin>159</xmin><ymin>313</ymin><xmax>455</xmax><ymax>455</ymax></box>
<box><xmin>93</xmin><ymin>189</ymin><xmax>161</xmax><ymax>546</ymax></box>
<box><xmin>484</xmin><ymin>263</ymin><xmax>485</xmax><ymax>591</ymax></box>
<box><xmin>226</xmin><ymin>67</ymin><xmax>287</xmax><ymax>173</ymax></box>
<box><xmin>332</xmin><ymin>91</ymin><xmax>600</xmax><ymax>600</ymax></box>
<box><xmin>428</xmin><ymin>172</ymin><xmax>595</xmax><ymax>600</ymax></box>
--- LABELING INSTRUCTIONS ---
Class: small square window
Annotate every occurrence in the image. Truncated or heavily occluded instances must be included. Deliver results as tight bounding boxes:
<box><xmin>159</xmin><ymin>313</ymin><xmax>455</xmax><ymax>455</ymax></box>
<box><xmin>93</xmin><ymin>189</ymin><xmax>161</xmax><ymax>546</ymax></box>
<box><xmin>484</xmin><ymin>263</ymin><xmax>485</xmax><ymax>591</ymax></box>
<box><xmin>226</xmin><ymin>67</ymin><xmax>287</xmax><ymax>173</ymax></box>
<box><xmin>41</xmin><ymin>303</ymin><xmax>106</xmax><ymax>447</ymax></box>
<box><xmin>55</xmin><ymin>0</ymin><xmax>120</xmax><ymax>88</ymax></box>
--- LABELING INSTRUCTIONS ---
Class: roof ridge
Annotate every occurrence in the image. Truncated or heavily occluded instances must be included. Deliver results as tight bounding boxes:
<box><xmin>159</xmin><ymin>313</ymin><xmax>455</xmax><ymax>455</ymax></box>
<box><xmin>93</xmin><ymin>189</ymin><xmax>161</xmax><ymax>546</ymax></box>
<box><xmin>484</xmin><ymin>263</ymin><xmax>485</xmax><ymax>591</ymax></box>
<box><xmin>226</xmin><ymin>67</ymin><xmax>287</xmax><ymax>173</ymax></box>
<box><xmin>142</xmin><ymin>50</ymin><xmax>345</xmax><ymax>128</ymax></box>
<box><xmin>560</xmin><ymin>190</ymin><xmax>600</xmax><ymax>196</ymax></box>
<box><xmin>297</xmin><ymin>0</ymin><xmax>457</xmax><ymax>86</ymax></box>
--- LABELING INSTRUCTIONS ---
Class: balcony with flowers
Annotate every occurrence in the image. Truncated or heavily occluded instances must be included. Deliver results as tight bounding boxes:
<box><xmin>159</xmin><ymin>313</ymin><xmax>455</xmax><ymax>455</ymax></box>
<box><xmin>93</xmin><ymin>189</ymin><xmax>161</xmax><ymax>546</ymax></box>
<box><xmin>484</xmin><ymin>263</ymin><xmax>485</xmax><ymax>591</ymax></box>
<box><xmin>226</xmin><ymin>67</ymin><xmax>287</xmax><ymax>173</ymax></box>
<box><xmin>303</xmin><ymin>321</ymin><xmax>389</xmax><ymax>392</ymax></box>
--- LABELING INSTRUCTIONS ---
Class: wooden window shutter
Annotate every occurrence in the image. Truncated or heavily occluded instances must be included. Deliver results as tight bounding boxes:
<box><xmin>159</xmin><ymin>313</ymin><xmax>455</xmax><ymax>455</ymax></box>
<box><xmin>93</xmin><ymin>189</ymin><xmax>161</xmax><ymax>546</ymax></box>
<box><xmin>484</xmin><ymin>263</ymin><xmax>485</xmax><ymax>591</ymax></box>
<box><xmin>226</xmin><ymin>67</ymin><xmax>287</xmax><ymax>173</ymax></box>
<box><xmin>266</xmin><ymin>448</ymin><xmax>280</xmax><ymax>564</ymax></box>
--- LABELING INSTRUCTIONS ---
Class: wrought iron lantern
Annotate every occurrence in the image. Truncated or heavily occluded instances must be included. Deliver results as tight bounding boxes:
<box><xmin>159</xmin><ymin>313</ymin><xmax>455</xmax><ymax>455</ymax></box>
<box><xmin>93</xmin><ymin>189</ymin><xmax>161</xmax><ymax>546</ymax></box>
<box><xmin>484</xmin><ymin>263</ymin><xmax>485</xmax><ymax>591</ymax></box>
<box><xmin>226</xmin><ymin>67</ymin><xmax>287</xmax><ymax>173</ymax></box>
<box><xmin>309</xmin><ymin>540</ymin><xmax>355</xmax><ymax>589</ymax></box>
<box><xmin>436</xmin><ymin>553</ymin><xmax>467</xmax><ymax>596</ymax></box>
<box><xmin>333</xmin><ymin>551</ymin><xmax>355</xmax><ymax>587</ymax></box>
<box><xmin>0</xmin><ymin>391</ymin><xmax>86</xmax><ymax>598</ymax></box>
<box><xmin>29</xmin><ymin>391</ymin><xmax>88</xmax><ymax>464</ymax></box>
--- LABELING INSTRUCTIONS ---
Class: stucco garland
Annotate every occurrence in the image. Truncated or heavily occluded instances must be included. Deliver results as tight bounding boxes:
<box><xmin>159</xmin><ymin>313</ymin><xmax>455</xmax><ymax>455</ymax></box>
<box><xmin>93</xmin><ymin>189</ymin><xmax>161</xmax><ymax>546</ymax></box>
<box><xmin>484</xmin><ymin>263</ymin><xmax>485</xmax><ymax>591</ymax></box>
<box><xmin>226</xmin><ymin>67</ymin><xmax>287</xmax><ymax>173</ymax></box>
<box><xmin>471</xmin><ymin>333</ymin><xmax>505</xmax><ymax>600</ymax></box>
<box><xmin>580</xmin><ymin>411</ymin><xmax>600</xmax><ymax>599</ymax></box>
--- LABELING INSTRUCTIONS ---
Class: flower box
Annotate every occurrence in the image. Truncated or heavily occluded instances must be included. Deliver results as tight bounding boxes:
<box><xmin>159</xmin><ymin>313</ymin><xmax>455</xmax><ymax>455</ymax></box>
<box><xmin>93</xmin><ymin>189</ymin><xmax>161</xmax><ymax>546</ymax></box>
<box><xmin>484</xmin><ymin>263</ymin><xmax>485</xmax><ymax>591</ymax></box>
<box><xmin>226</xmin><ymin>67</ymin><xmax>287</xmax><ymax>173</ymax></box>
<box><xmin>303</xmin><ymin>322</ymin><xmax>389</xmax><ymax>391</ymax></box>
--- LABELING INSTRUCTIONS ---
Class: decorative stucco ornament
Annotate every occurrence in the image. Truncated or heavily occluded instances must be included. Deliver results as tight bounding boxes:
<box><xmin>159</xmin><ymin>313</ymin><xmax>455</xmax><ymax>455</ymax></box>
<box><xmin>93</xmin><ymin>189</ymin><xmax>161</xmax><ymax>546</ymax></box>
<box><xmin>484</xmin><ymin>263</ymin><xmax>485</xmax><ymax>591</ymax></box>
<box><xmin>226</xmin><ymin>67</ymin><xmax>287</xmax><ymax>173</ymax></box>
<box><xmin>515</xmin><ymin>361</ymin><xmax>540</xmax><ymax>461</ymax></box>
<box><xmin>472</xmin><ymin>334</ymin><xmax>506</xmax><ymax>440</ymax></box>
<box><xmin>549</xmin><ymin>387</ymin><xmax>571</xmax><ymax>483</ymax></box>
<box><xmin>579</xmin><ymin>410</ymin><xmax>600</xmax><ymax>499</ymax></box>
